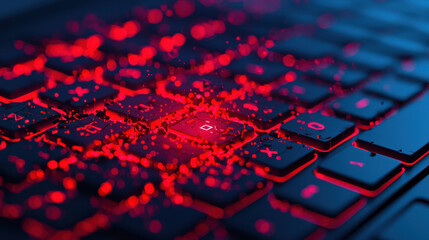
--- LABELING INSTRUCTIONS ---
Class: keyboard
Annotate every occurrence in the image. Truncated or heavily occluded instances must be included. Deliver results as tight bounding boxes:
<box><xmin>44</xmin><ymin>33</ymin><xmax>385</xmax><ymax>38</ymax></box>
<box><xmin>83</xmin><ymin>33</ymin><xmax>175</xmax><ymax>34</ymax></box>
<box><xmin>1</xmin><ymin>0</ymin><xmax>429</xmax><ymax>239</ymax></box>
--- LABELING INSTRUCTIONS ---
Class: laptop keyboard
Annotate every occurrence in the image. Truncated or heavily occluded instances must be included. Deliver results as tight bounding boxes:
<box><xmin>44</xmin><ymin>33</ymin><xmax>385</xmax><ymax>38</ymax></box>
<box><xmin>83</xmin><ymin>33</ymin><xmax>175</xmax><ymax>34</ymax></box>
<box><xmin>1</xmin><ymin>0</ymin><xmax>429</xmax><ymax>239</ymax></box>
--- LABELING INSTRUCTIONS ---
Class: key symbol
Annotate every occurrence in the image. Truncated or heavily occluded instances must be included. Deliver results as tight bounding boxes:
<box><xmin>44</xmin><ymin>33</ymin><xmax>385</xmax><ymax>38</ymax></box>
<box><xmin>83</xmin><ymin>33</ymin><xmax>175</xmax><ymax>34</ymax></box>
<box><xmin>349</xmin><ymin>161</ymin><xmax>364</xmax><ymax>167</ymax></box>
<box><xmin>260</xmin><ymin>147</ymin><xmax>278</xmax><ymax>158</ymax></box>
<box><xmin>301</xmin><ymin>184</ymin><xmax>319</xmax><ymax>199</ymax></box>
<box><xmin>77</xmin><ymin>123</ymin><xmax>102</xmax><ymax>134</ymax></box>
<box><xmin>200</xmin><ymin>124</ymin><xmax>213</xmax><ymax>131</ymax></box>
<box><xmin>7</xmin><ymin>113</ymin><xmax>24</xmax><ymax>121</ymax></box>
<box><xmin>307</xmin><ymin>122</ymin><xmax>325</xmax><ymax>130</ymax></box>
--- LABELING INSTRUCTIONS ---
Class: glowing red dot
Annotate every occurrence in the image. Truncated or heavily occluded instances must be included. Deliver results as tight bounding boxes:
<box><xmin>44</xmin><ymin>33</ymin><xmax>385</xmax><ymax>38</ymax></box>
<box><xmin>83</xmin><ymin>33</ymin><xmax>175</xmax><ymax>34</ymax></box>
<box><xmin>174</xmin><ymin>0</ymin><xmax>195</xmax><ymax>18</ymax></box>
<box><xmin>149</xmin><ymin>220</ymin><xmax>162</xmax><ymax>233</ymax></box>
<box><xmin>255</xmin><ymin>219</ymin><xmax>273</xmax><ymax>235</ymax></box>
<box><xmin>47</xmin><ymin>191</ymin><xmax>66</xmax><ymax>204</ymax></box>
<box><xmin>148</xmin><ymin>9</ymin><xmax>163</xmax><ymax>24</ymax></box>
<box><xmin>191</xmin><ymin>25</ymin><xmax>206</xmax><ymax>40</ymax></box>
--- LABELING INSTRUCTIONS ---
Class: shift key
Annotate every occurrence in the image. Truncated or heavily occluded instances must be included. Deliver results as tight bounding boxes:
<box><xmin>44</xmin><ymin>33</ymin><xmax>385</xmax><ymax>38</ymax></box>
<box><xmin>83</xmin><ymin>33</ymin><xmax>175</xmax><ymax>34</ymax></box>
<box><xmin>356</xmin><ymin>92</ymin><xmax>429</xmax><ymax>165</ymax></box>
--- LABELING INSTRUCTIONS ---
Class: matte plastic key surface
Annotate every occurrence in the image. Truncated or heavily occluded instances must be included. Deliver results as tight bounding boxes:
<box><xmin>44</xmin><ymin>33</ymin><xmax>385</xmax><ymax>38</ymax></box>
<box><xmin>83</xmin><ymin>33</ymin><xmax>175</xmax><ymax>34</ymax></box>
<box><xmin>112</xmin><ymin>196</ymin><xmax>205</xmax><ymax>240</ymax></box>
<box><xmin>307</xmin><ymin>65</ymin><xmax>367</xmax><ymax>89</ymax></box>
<box><xmin>221</xmin><ymin>94</ymin><xmax>295</xmax><ymax>131</ymax></box>
<box><xmin>0</xmin><ymin>140</ymin><xmax>69</xmax><ymax>183</ymax></box>
<box><xmin>107</xmin><ymin>93</ymin><xmax>186</xmax><ymax>128</ymax></box>
<box><xmin>47</xmin><ymin>115</ymin><xmax>130</xmax><ymax>149</ymax></box>
<box><xmin>330</xmin><ymin>92</ymin><xmax>394</xmax><ymax>126</ymax></box>
<box><xmin>280</xmin><ymin>113</ymin><xmax>356</xmax><ymax>151</ymax></box>
<box><xmin>377</xmin><ymin>202</ymin><xmax>429</xmax><ymax>240</ymax></box>
<box><xmin>0</xmin><ymin>100</ymin><xmax>60</xmax><ymax>139</ymax></box>
<box><xmin>0</xmin><ymin>72</ymin><xmax>45</xmax><ymax>99</ymax></box>
<box><xmin>169</xmin><ymin>112</ymin><xmax>254</xmax><ymax>147</ymax></box>
<box><xmin>271</xmin><ymin>36</ymin><xmax>339</xmax><ymax>59</ymax></box>
<box><xmin>103</xmin><ymin>65</ymin><xmax>168</xmax><ymax>90</ymax></box>
<box><xmin>364</xmin><ymin>75</ymin><xmax>422</xmax><ymax>103</ymax></box>
<box><xmin>237</xmin><ymin>134</ymin><xmax>315</xmax><ymax>181</ymax></box>
<box><xmin>273</xmin><ymin>80</ymin><xmax>331</xmax><ymax>108</ymax></box>
<box><xmin>356</xmin><ymin>92</ymin><xmax>429</xmax><ymax>164</ymax></box>
<box><xmin>224</xmin><ymin>195</ymin><xmax>319</xmax><ymax>240</ymax></box>
<box><xmin>316</xmin><ymin>147</ymin><xmax>403</xmax><ymax>197</ymax></box>
<box><xmin>45</xmin><ymin>56</ymin><xmax>104</xmax><ymax>75</ymax></box>
<box><xmin>39</xmin><ymin>81</ymin><xmax>118</xmax><ymax>112</ymax></box>
<box><xmin>274</xmin><ymin>174</ymin><xmax>365</xmax><ymax>228</ymax></box>
<box><xmin>397</xmin><ymin>58</ymin><xmax>429</xmax><ymax>84</ymax></box>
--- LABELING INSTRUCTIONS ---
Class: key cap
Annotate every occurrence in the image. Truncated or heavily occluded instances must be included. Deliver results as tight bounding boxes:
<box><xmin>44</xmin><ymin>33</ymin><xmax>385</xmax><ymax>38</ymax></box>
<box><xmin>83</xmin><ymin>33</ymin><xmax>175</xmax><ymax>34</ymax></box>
<box><xmin>99</xmin><ymin>36</ymin><xmax>152</xmax><ymax>55</ymax></box>
<box><xmin>339</xmin><ymin>48</ymin><xmax>396</xmax><ymax>71</ymax></box>
<box><xmin>158</xmin><ymin>45</ymin><xmax>205</xmax><ymax>68</ymax></box>
<box><xmin>319</xmin><ymin>22</ymin><xmax>372</xmax><ymax>45</ymax></box>
<box><xmin>368</xmin><ymin>35</ymin><xmax>427</xmax><ymax>57</ymax></box>
<box><xmin>0</xmin><ymin>72</ymin><xmax>45</xmax><ymax>99</ymax></box>
<box><xmin>273</xmin><ymin>80</ymin><xmax>331</xmax><ymax>109</ymax></box>
<box><xmin>70</xmin><ymin>157</ymin><xmax>159</xmax><ymax>201</ymax></box>
<box><xmin>0</xmin><ymin>100</ymin><xmax>60</xmax><ymax>140</ymax></box>
<box><xmin>364</xmin><ymin>75</ymin><xmax>422</xmax><ymax>103</ymax></box>
<box><xmin>45</xmin><ymin>56</ymin><xmax>104</xmax><ymax>75</ymax></box>
<box><xmin>196</xmin><ymin>34</ymin><xmax>242</xmax><ymax>53</ymax></box>
<box><xmin>271</xmin><ymin>36</ymin><xmax>339</xmax><ymax>59</ymax></box>
<box><xmin>126</xmin><ymin>134</ymin><xmax>206</xmax><ymax>167</ymax></box>
<box><xmin>274</xmin><ymin>174</ymin><xmax>365</xmax><ymax>228</ymax></box>
<box><xmin>307</xmin><ymin>65</ymin><xmax>367</xmax><ymax>89</ymax></box>
<box><xmin>280</xmin><ymin>113</ymin><xmax>356</xmax><ymax>151</ymax></box>
<box><xmin>224</xmin><ymin>195</ymin><xmax>319</xmax><ymax>240</ymax></box>
<box><xmin>112</xmin><ymin>196</ymin><xmax>205</xmax><ymax>240</ymax></box>
<box><xmin>221</xmin><ymin>95</ymin><xmax>295</xmax><ymax>131</ymax></box>
<box><xmin>237</xmin><ymin>134</ymin><xmax>316</xmax><ymax>182</ymax></box>
<box><xmin>224</xmin><ymin>57</ymin><xmax>295</xmax><ymax>84</ymax></box>
<box><xmin>377</xmin><ymin>201</ymin><xmax>429</xmax><ymax>240</ymax></box>
<box><xmin>175</xmin><ymin>162</ymin><xmax>269</xmax><ymax>218</ymax></box>
<box><xmin>169</xmin><ymin>112</ymin><xmax>254</xmax><ymax>148</ymax></box>
<box><xmin>0</xmin><ymin>44</ymin><xmax>34</xmax><ymax>67</ymax></box>
<box><xmin>46</xmin><ymin>115</ymin><xmax>130</xmax><ymax>150</ymax></box>
<box><xmin>165</xmin><ymin>74</ymin><xmax>241</xmax><ymax>105</ymax></box>
<box><xmin>103</xmin><ymin>64</ymin><xmax>168</xmax><ymax>90</ymax></box>
<box><xmin>316</xmin><ymin>147</ymin><xmax>403</xmax><ymax>197</ymax></box>
<box><xmin>0</xmin><ymin>140</ymin><xmax>69</xmax><ymax>183</ymax></box>
<box><xmin>397</xmin><ymin>58</ymin><xmax>429</xmax><ymax>84</ymax></box>
<box><xmin>3</xmin><ymin>180</ymin><xmax>97</xmax><ymax>230</ymax></box>
<box><xmin>330</xmin><ymin>92</ymin><xmax>394</xmax><ymax>127</ymax></box>
<box><xmin>107</xmin><ymin>93</ymin><xmax>186</xmax><ymax>128</ymax></box>
<box><xmin>39</xmin><ymin>81</ymin><xmax>118</xmax><ymax>112</ymax></box>
<box><xmin>355</xmin><ymin>92</ymin><xmax>429</xmax><ymax>165</ymax></box>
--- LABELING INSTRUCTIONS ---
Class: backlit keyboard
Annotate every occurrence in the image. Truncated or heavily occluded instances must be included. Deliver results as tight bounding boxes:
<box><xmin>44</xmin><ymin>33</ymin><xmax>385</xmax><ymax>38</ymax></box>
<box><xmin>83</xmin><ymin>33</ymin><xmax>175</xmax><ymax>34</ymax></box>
<box><xmin>1</xmin><ymin>0</ymin><xmax>429</xmax><ymax>239</ymax></box>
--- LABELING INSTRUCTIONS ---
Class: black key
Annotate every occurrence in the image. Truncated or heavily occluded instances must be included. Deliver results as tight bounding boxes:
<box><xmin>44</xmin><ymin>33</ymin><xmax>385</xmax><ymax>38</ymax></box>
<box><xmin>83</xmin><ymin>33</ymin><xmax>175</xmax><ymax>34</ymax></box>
<box><xmin>316</xmin><ymin>147</ymin><xmax>403</xmax><ymax>197</ymax></box>
<box><xmin>221</xmin><ymin>95</ymin><xmax>295</xmax><ymax>131</ymax></box>
<box><xmin>0</xmin><ymin>45</ymin><xmax>34</xmax><ymax>67</ymax></box>
<box><xmin>47</xmin><ymin>115</ymin><xmax>130</xmax><ymax>149</ymax></box>
<box><xmin>107</xmin><ymin>93</ymin><xmax>186</xmax><ymax>128</ymax></box>
<box><xmin>378</xmin><ymin>202</ymin><xmax>429</xmax><ymax>240</ymax></box>
<box><xmin>158</xmin><ymin>45</ymin><xmax>204</xmax><ymax>68</ymax></box>
<box><xmin>196</xmin><ymin>34</ymin><xmax>242</xmax><ymax>53</ymax></box>
<box><xmin>45</xmin><ymin>56</ymin><xmax>103</xmax><ymax>75</ymax></box>
<box><xmin>397</xmin><ymin>58</ymin><xmax>429</xmax><ymax>84</ymax></box>
<box><xmin>3</xmin><ymin>180</ymin><xmax>97</xmax><ymax>230</ymax></box>
<box><xmin>280</xmin><ymin>113</ymin><xmax>356</xmax><ymax>151</ymax></box>
<box><xmin>112</xmin><ymin>196</ymin><xmax>205</xmax><ymax>240</ymax></box>
<box><xmin>364</xmin><ymin>75</ymin><xmax>422</xmax><ymax>103</ymax></box>
<box><xmin>330</xmin><ymin>92</ymin><xmax>394</xmax><ymax>127</ymax></box>
<box><xmin>271</xmin><ymin>36</ymin><xmax>339</xmax><ymax>59</ymax></box>
<box><xmin>103</xmin><ymin>64</ymin><xmax>168</xmax><ymax>90</ymax></box>
<box><xmin>224</xmin><ymin>195</ymin><xmax>319</xmax><ymax>240</ymax></box>
<box><xmin>175</xmin><ymin>162</ymin><xmax>269</xmax><ymax>218</ymax></box>
<box><xmin>99</xmin><ymin>36</ymin><xmax>151</xmax><ymax>55</ymax></box>
<box><xmin>338</xmin><ymin>48</ymin><xmax>396</xmax><ymax>71</ymax></box>
<box><xmin>0</xmin><ymin>140</ymin><xmax>69</xmax><ymax>183</ymax></box>
<box><xmin>224</xmin><ymin>57</ymin><xmax>295</xmax><ymax>84</ymax></box>
<box><xmin>274</xmin><ymin>174</ymin><xmax>364</xmax><ymax>228</ymax></box>
<box><xmin>169</xmin><ymin>112</ymin><xmax>254</xmax><ymax>148</ymax></box>
<box><xmin>0</xmin><ymin>72</ymin><xmax>45</xmax><ymax>99</ymax></box>
<box><xmin>0</xmin><ymin>100</ymin><xmax>60</xmax><ymax>140</ymax></box>
<box><xmin>70</xmin><ymin>157</ymin><xmax>159</xmax><ymax>201</ymax></box>
<box><xmin>320</xmin><ymin>22</ymin><xmax>372</xmax><ymax>45</ymax></box>
<box><xmin>355</xmin><ymin>92</ymin><xmax>429</xmax><ymax>165</ymax></box>
<box><xmin>126</xmin><ymin>134</ymin><xmax>206</xmax><ymax>167</ymax></box>
<box><xmin>165</xmin><ymin>74</ymin><xmax>241</xmax><ymax>105</ymax></box>
<box><xmin>39</xmin><ymin>81</ymin><xmax>118</xmax><ymax>112</ymax></box>
<box><xmin>273</xmin><ymin>80</ymin><xmax>331</xmax><ymax>109</ymax></box>
<box><xmin>368</xmin><ymin>35</ymin><xmax>427</xmax><ymax>57</ymax></box>
<box><xmin>307</xmin><ymin>65</ymin><xmax>367</xmax><ymax>89</ymax></box>
<box><xmin>237</xmin><ymin>134</ymin><xmax>315</xmax><ymax>182</ymax></box>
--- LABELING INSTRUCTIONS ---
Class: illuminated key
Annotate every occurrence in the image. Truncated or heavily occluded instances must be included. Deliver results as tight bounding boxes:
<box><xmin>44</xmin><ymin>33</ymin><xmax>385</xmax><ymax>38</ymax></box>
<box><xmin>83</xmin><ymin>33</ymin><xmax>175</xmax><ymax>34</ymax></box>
<box><xmin>280</xmin><ymin>113</ymin><xmax>356</xmax><ymax>151</ymax></box>
<box><xmin>316</xmin><ymin>147</ymin><xmax>403</xmax><ymax>197</ymax></box>
<box><xmin>221</xmin><ymin>95</ymin><xmax>295</xmax><ymax>131</ymax></box>
<box><xmin>46</xmin><ymin>115</ymin><xmax>130</xmax><ymax>149</ymax></box>
<box><xmin>238</xmin><ymin>134</ymin><xmax>315</xmax><ymax>182</ymax></box>
<box><xmin>107</xmin><ymin>93</ymin><xmax>186</xmax><ymax>128</ymax></box>
<box><xmin>274</xmin><ymin>174</ymin><xmax>365</xmax><ymax>228</ymax></box>
<box><xmin>169</xmin><ymin>112</ymin><xmax>254</xmax><ymax>148</ymax></box>
<box><xmin>39</xmin><ymin>81</ymin><xmax>118</xmax><ymax>113</ymax></box>
<box><xmin>273</xmin><ymin>80</ymin><xmax>331</xmax><ymax>109</ymax></box>
<box><xmin>0</xmin><ymin>100</ymin><xmax>60</xmax><ymax>140</ymax></box>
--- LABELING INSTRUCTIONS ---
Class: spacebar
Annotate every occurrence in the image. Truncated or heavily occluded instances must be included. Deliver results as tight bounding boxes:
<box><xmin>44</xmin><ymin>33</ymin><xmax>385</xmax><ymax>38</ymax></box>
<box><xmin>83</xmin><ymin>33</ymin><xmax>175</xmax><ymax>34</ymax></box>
<box><xmin>356</xmin><ymin>92</ymin><xmax>429</xmax><ymax>165</ymax></box>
